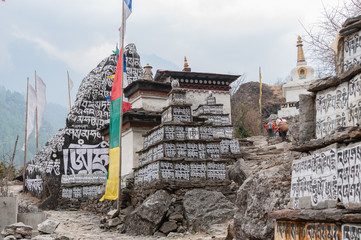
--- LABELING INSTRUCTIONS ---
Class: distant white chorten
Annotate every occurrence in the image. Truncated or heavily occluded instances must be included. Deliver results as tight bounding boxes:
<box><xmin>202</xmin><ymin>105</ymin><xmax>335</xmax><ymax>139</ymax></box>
<box><xmin>278</xmin><ymin>36</ymin><xmax>314</xmax><ymax>118</ymax></box>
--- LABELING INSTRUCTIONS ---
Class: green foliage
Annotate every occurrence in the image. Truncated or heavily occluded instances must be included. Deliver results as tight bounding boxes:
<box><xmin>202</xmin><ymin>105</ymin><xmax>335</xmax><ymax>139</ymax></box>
<box><xmin>0</xmin><ymin>161</ymin><xmax>16</xmax><ymax>180</ymax></box>
<box><xmin>0</xmin><ymin>86</ymin><xmax>67</xmax><ymax>169</ymax></box>
<box><xmin>235</xmin><ymin>122</ymin><xmax>251</xmax><ymax>139</ymax></box>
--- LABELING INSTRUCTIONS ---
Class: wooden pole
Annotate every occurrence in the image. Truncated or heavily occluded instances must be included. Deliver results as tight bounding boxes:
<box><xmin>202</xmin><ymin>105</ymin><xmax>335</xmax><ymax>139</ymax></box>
<box><xmin>10</xmin><ymin>136</ymin><xmax>18</xmax><ymax>180</ymax></box>
<box><xmin>259</xmin><ymin>67</ymin><xmax>262</xmax><ymax>131</ymax></box>
<box><xmin>67</xmin><ymin>71</ymin><xmax>72</xmax><ymax>111</ymax></box>
<box><xmin>23</xmin><ymin>78</ymin><xmax>29</xmax><ymax>191</ymax></box>
<box><xmin>35</xmin><ymin>71</ymin><xmax>39</xmax><ymax>153</ymax></box>
<box><xmin>117</xmin><ymin>0</ymin><xmax>125</xmax><ymax>211</ymax></box>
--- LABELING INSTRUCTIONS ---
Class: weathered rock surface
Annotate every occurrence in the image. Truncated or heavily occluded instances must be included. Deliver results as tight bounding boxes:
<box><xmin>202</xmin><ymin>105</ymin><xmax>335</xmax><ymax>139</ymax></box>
<box><xmin>227</xmin><ymin>159</ymin><xmax>249</xmax><ymax>186</ymax></box>
<box><xmin>159</xmin><ymin>221</ymin><xmax>178</xmax><ymax>234</ymax></box>
<box><xmin>183</xmin><ymin>189</ymin><xmax>234</xmax><ymax>232</ymax></box>
<box><xmin>124</xmin><ymin>190</ymin><xmax>172</xmax><ymax>235</ymax></box>
<box><xmin>38</xmin><ymin>219</ymin><xmax>60</xmax><ymax>234</ymax></box>
<box><xmin>234</xmin><ymin>160</ymin><xmax>292</xmax><ymax>240</ymax></box>
<box><xmin>1</xmin><ymin>222</ymin><xmax>33</xmax><ymax>239</ymax></box>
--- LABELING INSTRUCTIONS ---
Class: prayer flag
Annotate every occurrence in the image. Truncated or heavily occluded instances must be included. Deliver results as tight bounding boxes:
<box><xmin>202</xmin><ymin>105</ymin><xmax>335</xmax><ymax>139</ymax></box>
<box><xmin>36</xmin><ymin>74</ymin><xmax>47</xmax><ymax>131</ymax></box>
<box><xmin>26</xmin><ymin>84</ymin><xmax>36</xmax><ymax>143</ymax></box>
<box><xmin>100</xmin><ymin>48</ymin><xmax>126</xmax><ymax>201</ymax></box>
<box><xmin>100</xmin><ymin>0</ymin><xmax>132</xmax><ymax>202</ymax></box>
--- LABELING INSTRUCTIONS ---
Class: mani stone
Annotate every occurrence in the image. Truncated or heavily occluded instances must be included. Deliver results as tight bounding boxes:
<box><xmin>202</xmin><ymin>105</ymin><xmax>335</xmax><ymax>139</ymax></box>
<box><xmin>124</xmin><ymin>190</ymin><xmax>172</xmax><ymax>235</ymax></box>
<box><xmin>183</xmin><ymin>189</ymin><xmax>234</xmax><ymax>232</ymax></box>
<box><xmin>38</xmin><ymin>219</ymin><xmax>60</xmax><ymax>234</ymax></box>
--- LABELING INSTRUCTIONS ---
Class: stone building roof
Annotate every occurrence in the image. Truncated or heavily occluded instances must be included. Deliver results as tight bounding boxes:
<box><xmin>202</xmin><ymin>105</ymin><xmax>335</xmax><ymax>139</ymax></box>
<box><xmin>154</xmin><ymin>70</ymin><xmax>240</xmax><ymax>91</ymax></box>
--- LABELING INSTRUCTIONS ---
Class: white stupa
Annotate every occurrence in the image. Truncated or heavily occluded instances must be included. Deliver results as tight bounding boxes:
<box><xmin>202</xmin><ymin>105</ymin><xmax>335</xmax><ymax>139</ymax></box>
<box><xmin>278</xmin><ymin>36</ymin><xmax>314</xmax><ymax>118</ymax></box>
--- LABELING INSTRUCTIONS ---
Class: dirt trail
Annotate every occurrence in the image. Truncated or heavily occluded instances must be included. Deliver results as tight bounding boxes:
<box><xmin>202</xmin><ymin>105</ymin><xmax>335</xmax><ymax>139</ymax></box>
<box><xmin>8</xmin><ymin>184</ymin><xmax>228</xmax><ymax>240</ymax></box>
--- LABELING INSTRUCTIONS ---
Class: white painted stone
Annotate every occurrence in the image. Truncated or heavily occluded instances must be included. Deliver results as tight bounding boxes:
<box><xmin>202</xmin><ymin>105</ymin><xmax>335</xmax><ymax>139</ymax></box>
<box><xmin>344</xmin><ymin>30</ymin><xmax>361</xmax><ymax>72</ymax></box>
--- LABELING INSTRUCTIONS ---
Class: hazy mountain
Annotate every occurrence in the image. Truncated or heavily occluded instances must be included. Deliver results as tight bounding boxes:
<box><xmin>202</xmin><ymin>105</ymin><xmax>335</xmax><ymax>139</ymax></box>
<box><xmin>140</xmin><ymin>53</ymin><xmax>181</xmax><ymax>73</ymax></box>
<box><xmin>0</xmin><ymin>86</ymin><xmax>68</xmax><ymax>168</ymax></box>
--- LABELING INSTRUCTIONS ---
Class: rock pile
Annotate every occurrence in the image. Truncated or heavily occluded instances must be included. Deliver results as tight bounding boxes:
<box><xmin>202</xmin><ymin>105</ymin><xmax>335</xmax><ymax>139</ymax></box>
<box><xmin>1</xmin><ymin>222</ymin><xmax>32</xmax><ymax>239</ymax></box>
<box><xmin>1</xmin><ymin>220</ymin><xmax>61</xmax><ymax>240</ymax></box>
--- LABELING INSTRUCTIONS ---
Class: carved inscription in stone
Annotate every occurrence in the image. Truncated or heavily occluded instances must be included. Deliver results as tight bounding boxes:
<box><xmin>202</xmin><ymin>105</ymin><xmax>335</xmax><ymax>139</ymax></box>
<box><xmin>25</xmin><ymin>175</ymin><xmax>43</xmax><ymax>195</ymax></box>
<box><xmin>63</xmin><ymin>141</ymin><xmax>109</xmax><ymax>175</ymax></box>
<box><xmin>207</xmin><ymin>162</ymin><xmax>226</xmax><ymax>180</ymax></box>
<box><xmin>199</xmin><ymin>126</ymin><xmax>213</xmax><ymax>140</ymax></box>
<box><xmin>315</xmin><ymin>82</ymin><xmax>349</xmax><ymax>138</ymax></box>
<box><xmin>165</xmin><ymin>143</ymin><xmax>176</xmax><ymax>158</ymax></box>
<box><xmin>342</xmin><ymin>224</ymin><xmax>361</xmax><ymax>240</ymax></box>
<box><xmin>187</xmin><ymin>143</ymin><xmax>199</xmax><ymax>158</ymax></box>
<box><xmin>187</xmin><ymin>127</ymin><xmax>199</xmax><ymax>140</ymax></box>
<box><xmin>337</xmin><ymin>145</ymin><xmax>361</xmax><ymax>205</ymax></box>
<box><xmin>198</xmin><ymin>143</ymin><xmax>207</xmax><ymax>159</ymax></box>
<box><xmin>162</xmin><ymin>108</ymin><xmax>172</xmax><ymax>123</ymax></box>
<box><xmin>220</xmin><ymin>140</ymin><xmax>230</xmax><ymax>154</ymax></box>
<box><xmin>160</xmin><ymin>161</ymin><xmax>174</xmax><ymax>179</ymax></box>
<box><xmin>173</xmin><ymin>107</ymin><xmax>191</xmax><ymax>122</ymax></box>
<box><xmin>344</xmin><ymin>30</ymin><xmax>361</xmax><ymax>72</ymax></box>
<box><xmin>176</xmin><ymin>143</ymin><xmax>187</xmax><ymax>158</ymax></box>
<box><xmin>190</xmin><ymin>163</ymin><xmax>206</xmax><ymax>179</ymax></box>
<box><xmin>275</xmin><ymin>221</ymin><xmax>341</xmax><ymax>240</ymax></box>
<box><xmin>164</xmin><ymin>125</ymin><xmax>175</xmax><ymax>139</ymax></box>
<box><xmin>174</xmin><ymin>163</ymin><xmax>190</xmax><ymax>180</ymax></box>
<box><xmin>291</xmin><ymin>149</ymin><xmax>337</xmax><ymax>207</ymax></box>
<box><xmin>175</xmin><ymin>126</ymin><xmax>185</xmax><ymax>139</ymax></box>
<box><xmin>230</xmin><ymin>140</ymin><xmax>240</xmax><ymax>154</ymax></box>
<box><xmin>206</xmin><ymin>143</ymin><xmax>220</xmax><ymax>159</ymax></box>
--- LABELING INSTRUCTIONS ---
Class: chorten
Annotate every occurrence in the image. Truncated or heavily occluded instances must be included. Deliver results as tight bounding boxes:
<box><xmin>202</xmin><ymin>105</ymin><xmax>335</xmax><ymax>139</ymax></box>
<box><xmin>278</xmin><ymin>36</ymin><xmax>314</xmax><ymax>118</ymax></box>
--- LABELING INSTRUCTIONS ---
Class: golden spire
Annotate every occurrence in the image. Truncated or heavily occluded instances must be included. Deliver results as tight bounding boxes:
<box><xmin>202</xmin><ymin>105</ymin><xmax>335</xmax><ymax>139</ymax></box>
<box><xmin>184</xmin><ymin>56</ymin><xmax>189</xmax><ymax>68</ymax></box>
<box><xmin>297</xmin><ymin>36</ymin><xmax>306</xmax><ymax>63</ymax></box>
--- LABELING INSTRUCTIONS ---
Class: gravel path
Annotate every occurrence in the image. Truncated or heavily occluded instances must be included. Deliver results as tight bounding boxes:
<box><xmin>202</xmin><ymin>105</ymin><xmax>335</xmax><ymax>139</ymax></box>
<box><xmin>8</xmin><ymin>183</ymin><xmax>228</xmax><ymax>240</ymax></box>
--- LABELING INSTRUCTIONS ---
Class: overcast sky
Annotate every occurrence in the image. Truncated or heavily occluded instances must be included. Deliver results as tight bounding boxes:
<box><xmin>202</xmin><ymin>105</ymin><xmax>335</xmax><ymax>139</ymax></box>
<box><xmin>0</xmin><ymin>0</ymin><xmax>343</xmax><ymax>106</ymax></box>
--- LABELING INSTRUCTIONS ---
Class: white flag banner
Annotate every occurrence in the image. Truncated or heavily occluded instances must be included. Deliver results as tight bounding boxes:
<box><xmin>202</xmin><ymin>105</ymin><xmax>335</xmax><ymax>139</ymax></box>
<box><xmin>27</xmin><ymin>84</ymin><xmax>37</xmax><ymax>141</ymax></box>
<box><xmin>68</xmin><ymin>75</ymin><xmax>73</xmax><ymax>90</ymax></box>
<box><xmin>36</xmin><ymin>74</ymin><xmax>46</xmax><ymax>131</ymax></box>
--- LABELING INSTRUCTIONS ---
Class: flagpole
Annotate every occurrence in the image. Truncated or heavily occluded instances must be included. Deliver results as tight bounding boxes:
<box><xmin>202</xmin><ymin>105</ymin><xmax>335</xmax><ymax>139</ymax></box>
<box><xmin>67</xmin><ymin>71</ymin><xmax>72</xmax><ymax>111</ymax></box>
<box><xmin>259</xmin><ymin>67</ymin><xmax>262</xmax><ymax>133</ymax></box>
<box><xmin>23</xmin><ymin>77</ymin><xmax>29</xmax><ymax>191</ymax></box>
<box><xmin>35</xmin><ymin>71</ymin><xmax>39</xmax><ymax>153</ymax></box>
<box><xmin>117</xmin><ymin>0</ymin><xmax>125</xmax><ymax>211</ymax></box>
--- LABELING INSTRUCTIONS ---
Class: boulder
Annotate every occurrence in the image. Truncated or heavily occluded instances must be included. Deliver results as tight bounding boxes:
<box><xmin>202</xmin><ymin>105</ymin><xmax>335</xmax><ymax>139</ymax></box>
<box><xmin>107</xmin><ymin>217</ymin><xmax>122</xmax><ymax>227</ymax></box>
<box><xmin>106</xmin><ymin>209</ymin><xmax>119</xmax><ymax>218</ymax></box>
<box><xmin>183</xmin><ymin>189</ymin><xmax>234</xmax><ymax>232</ymax></box>
<box><xmin>159</xmin><ymin>221</ymin><xmax>178</xmax><ymax>234</ymax></box>
<box><xmin>234</xmin><ymin>161</ymin><xmax>291</xmax><ymax>240</ymax></box>
<box><xmin>38</xmin><ymin>219</ymin><xmax>60</xmax><ymax>234</ymax></box>
<box><xmin>227</xmin><ymin>159</ymin><xmax>250</xmax><ymax>185</ymax></box>
<box><xmin>124</xmin><ymin>190</ymin><xmax>172</xmax><ymax>235</ymax></box>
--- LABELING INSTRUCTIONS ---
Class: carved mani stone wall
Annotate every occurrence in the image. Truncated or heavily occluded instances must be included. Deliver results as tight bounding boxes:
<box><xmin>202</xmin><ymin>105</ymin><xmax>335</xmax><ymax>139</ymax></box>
<box><xmin>25</xmin><ymin>55</ymin><xmax>118</xmax><ymax>205</ymax></box>
<box><xmin>343</xmin><ymin>30</ymin><xmax>361</xmax><ymax>72</ymax></box>
<box><xmin>274</xmin><ymin>221</ymin><xmax>341</xmax><ymax>240</ymax></box>
<box><xmin>134</xmin><ymin>90</ymin><xmax>240</xmax><ymax>186</ymax></box>
<box><xmin>25</xmin><ymin>43</ymin><xmax>145</xmax><ymax>206</ymax></box>
<box><xmin>290</xmin><ymin>141</ymin><xmax>361</xmax><ymax>209</ymax></box>
<box><xmin>315</xmin><ymin>74</ymin><xmax>361</xmax><ymax>139</ymax></box>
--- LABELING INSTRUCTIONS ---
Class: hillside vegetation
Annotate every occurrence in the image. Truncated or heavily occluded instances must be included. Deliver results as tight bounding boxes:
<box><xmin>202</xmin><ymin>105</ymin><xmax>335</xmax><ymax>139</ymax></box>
<box><xmin>231</xmin><ymin>82</ymin><xmax>286</xmax><ymax>138</ymax></box>
<box><xmin>0</xmin><ymin>86</ymin><xmax>67</xmax><ymax>168</ymax></box>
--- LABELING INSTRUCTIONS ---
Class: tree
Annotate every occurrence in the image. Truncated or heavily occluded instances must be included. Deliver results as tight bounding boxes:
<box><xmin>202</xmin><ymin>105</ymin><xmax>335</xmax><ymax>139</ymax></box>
<box><xmin>301</xmin><ymin>0</ymin><xmax>361</xmax><ymax>77</ymax></box>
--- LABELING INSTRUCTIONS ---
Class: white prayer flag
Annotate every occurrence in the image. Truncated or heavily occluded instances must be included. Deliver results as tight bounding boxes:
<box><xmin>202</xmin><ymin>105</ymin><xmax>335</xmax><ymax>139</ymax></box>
<box><xmin>27</xmin><ymin>84</ymin><xmax>36</xmax><ymax>141</ymax></box>
<box><xmin>36</xmin><ymin>74</ymin><xmax>46</xmax><ymax>131</ymax></box>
